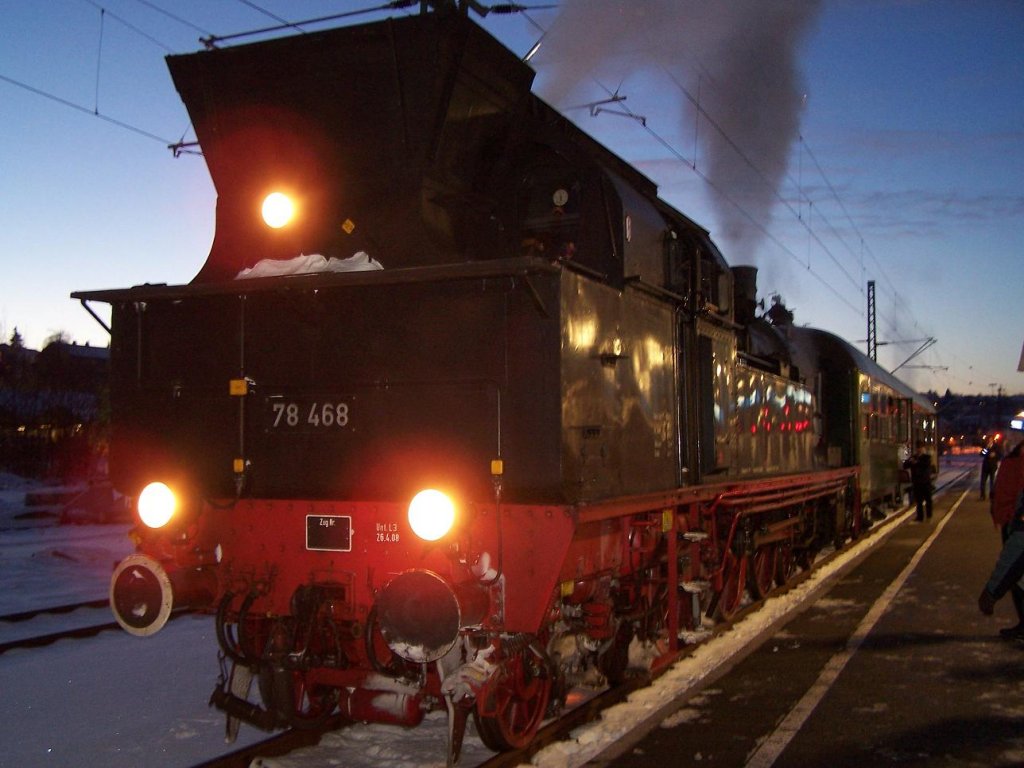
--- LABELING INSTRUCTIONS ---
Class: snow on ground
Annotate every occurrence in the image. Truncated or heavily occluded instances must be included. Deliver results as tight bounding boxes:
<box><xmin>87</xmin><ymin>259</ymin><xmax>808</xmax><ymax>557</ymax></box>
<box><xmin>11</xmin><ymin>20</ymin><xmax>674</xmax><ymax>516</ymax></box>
<box><xmin>0</xmin><ymin>615</ymin><xmax>271</xmax><ymax>767</ymax></box>
<box><xmin>0</xmin><ymin>475</ymin><xmax>265</xmax><ymax>768</ymax></box>
<box><xmin>0</xmin><ymin>472</ymin><xmax>135</xmax><ymax>614</ymax></box>
<box><xmin>0</xmin><ymin>465</ymin><xmax>962</xmax><ymax>768</ymax></box>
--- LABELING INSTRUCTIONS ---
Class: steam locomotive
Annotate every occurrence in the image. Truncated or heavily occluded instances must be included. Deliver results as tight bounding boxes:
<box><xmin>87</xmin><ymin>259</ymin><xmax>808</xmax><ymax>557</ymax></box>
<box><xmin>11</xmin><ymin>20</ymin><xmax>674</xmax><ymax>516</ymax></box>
<box><xmin>73</xmin><ymin>3</ymin><xmax>935</xmax><ymax>761</ymax></box>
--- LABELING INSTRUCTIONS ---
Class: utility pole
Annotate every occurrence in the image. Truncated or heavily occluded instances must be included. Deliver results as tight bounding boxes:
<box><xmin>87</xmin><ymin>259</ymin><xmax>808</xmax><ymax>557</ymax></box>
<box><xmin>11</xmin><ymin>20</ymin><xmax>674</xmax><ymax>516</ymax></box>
<box><xmin>867</xmin><ymin>280</ymin><xmax>877</xmax><ymax>361</ymax></box>
<box><xmin>998</xmin><ymin>385</ymin><xmax>1005</xmax><ymax>432</ymax></box>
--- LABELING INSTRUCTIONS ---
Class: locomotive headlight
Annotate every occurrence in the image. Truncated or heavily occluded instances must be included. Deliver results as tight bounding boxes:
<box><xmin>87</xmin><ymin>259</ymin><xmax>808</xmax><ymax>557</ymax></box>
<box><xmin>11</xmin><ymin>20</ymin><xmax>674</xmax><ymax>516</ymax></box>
<box><xmin>408</xmin><ymin>489</ymin><xmax>456</xmax><ymax>541</ymax></box>
<box><xmin>261</xmin><ymin>192</ymin><xmax>296</xmax><ymax>229</ymax></box>
<box><xmin>137</xmin><ymin>482</ymin><xmax>177</xmax><ymax>529</ymax></box>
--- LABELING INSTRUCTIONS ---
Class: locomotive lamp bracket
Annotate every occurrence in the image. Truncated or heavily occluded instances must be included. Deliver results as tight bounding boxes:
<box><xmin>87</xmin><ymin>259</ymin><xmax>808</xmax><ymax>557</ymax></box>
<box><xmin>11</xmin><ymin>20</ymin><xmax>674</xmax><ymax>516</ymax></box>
<box><xmin>597</xmin><ymin>351</ymin><xmax>627</xmax><ymax>367</ymax></box>
<box><xmin>596</xmin><ymin>338</ymin><xmax>626</xmax><ymax>367</ymax></box>
<box><xmin>229</xmin><ymin>377</ymin><xmax>255</xmax><ymax>397</ymax></box>
<box><xmin>77</xmin><ymin>299</ymin><xmax>111</xmax><ymax>335</ymax></box>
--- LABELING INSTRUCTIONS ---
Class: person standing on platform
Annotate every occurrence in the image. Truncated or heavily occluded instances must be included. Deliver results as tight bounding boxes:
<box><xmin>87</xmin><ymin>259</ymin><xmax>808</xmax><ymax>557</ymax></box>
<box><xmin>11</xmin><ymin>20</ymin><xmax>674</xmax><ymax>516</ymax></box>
<box><xmin>980</xmin><ymin>440</ymin><xmax>1024</xmax><ymax>638</ymax></box>
<box><xmin>903</xmin><ymin>442</ymin><xmax>936</xmax><ymax>522</ymax></box>
<box><xmin>980</xmin><ymin>440</ymin><xmax>1002</xmax><ymax>500</ymax></box>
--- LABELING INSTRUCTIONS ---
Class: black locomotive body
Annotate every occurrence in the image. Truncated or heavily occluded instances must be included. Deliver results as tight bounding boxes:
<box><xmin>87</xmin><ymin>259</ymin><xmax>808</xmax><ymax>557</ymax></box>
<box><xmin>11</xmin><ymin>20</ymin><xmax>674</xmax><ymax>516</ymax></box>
<box><xmin>74</xmin><ymin>6</ymin><xmax>934</xmax><ymax>760</ymax></box>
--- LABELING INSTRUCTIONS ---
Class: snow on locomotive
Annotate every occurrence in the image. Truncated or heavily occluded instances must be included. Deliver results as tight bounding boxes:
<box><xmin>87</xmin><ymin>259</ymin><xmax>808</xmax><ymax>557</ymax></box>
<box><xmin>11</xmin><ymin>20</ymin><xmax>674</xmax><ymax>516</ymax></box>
<box><xmin>74</xmin><ymin>4</ymin><xmax>935</xmax><ymax>761</ymax></box>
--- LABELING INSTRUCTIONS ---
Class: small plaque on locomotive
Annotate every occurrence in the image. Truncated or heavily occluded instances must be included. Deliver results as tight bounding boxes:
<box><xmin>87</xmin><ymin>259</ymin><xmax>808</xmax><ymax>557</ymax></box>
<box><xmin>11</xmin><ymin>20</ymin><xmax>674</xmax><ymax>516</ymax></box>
<box><xmin>306</xmin><ymin>515</ymin><xmax>353</xmax><ymax>552</ymax></box>
<box><xmin>265</xmin><ymin>394</ymin><xmax>352</xmax><ymax>433</ymax></box>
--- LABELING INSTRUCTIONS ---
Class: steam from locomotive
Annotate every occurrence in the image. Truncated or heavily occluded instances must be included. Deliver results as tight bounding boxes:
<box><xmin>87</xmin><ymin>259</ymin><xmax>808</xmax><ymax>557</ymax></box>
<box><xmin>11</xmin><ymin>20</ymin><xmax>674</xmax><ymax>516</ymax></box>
<box><xmin>74</xmin><ymin>2</ymin><xmax>934</xmax><ymax>763</ymax></box>
<box><xmin>536</xmin><ymin>0</ymin><xmax>822</xmax><ymax>260</ymax></box>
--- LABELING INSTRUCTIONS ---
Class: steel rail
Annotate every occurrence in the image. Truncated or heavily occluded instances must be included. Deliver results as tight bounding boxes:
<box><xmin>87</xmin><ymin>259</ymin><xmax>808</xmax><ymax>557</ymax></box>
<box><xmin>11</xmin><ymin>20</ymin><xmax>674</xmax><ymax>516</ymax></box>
<box><xmin>0</xmin><ymin>606</ymin><xmax>192</xmax><ymax>656</ymax></box>
<box><xmin>0</xmin><ymin>598</ymin><xmax>108</xmax><ymax>624</ymax></box>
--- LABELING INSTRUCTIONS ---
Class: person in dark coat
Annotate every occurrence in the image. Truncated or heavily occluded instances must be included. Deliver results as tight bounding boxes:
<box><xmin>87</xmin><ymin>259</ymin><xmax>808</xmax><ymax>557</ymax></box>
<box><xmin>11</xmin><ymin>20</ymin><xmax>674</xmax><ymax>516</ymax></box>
<box><xmin>983</xmin><ymin>440</ymin><xmax>1024</xmax><ymax>638</ymax></box>
<box><xmin>980</xmin><ymin>441</ymin><xmax>1001</xmax><ymax>500</ymax></box>
<box><xmin>903</xmin><ymin>442</ymin><xmax>936</xmax><ymax>522</ymax></box>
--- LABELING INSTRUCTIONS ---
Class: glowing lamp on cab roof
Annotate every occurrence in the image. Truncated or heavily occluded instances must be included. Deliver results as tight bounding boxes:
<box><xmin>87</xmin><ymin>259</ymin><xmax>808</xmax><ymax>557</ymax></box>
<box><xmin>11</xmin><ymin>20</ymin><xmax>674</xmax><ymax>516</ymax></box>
<box><xmin>261</xmin><ymin>192</ymin><xmax>296</xmax><ymax>229</ymax></box>
<box><xmin>138</xmin><ymin>481</ymin><xmax>176</xmax><ymax>529</ymax></box>
<box><xmin>408</xmin><ymin>489</ymin><xmax>456</xmax><ymax>541</ymax></box>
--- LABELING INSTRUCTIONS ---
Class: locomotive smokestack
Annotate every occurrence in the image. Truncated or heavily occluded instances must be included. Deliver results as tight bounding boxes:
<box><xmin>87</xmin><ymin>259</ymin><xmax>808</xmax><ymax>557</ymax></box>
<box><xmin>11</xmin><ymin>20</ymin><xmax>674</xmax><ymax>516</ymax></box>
<box><xmin>732</xmin><ymin>265</ymin><xmax>758</xmax><ymax>326</ymax></box>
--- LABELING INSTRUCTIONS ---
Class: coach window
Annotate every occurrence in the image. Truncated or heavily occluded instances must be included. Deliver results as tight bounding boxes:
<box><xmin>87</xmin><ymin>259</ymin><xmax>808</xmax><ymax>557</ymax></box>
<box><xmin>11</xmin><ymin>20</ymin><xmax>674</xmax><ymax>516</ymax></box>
<box><xmin>896</xmin><ymin>398</ymin><xmax>910</xmax><ymax>443</ymax></box>
<box><xmin>664</xmin><ymin>230</ymin><xmax>690</xmax><ymax>297</ymax></box>
<box><xmin>519</xmin><ymin>172</ymin><xmax>580</xmax><ymax>258</ymax></box>
<box><xmin>514</xmin><ymin>142</ymin><xmax>629</xmax><ymax>280</ymax></box>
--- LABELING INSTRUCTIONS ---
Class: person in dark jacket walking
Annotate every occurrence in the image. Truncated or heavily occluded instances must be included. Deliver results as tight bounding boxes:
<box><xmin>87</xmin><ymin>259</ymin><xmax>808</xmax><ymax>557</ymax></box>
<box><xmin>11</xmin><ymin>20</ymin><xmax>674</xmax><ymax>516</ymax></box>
<box><xmin>903</xmin><ymin>442</ymin><xmax>935</xmax><ymax>521</ymax></box>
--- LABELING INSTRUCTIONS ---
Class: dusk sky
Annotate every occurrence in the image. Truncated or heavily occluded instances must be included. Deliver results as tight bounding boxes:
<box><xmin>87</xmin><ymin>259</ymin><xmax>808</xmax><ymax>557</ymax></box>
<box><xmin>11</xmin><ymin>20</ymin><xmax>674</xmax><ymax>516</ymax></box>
<box><xmin>2</xmin><ymin>0</ymin><xmax>1022</xmax><ymax>397</ymax></box>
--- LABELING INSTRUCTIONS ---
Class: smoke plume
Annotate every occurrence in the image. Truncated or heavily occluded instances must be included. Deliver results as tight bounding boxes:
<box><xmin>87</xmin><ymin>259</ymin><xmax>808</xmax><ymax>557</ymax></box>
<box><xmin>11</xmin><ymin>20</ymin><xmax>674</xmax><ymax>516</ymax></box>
<box><xmin>533</xmin><ymin>0</ymin><xmax>821</xmax><ymax>262</ymax></box>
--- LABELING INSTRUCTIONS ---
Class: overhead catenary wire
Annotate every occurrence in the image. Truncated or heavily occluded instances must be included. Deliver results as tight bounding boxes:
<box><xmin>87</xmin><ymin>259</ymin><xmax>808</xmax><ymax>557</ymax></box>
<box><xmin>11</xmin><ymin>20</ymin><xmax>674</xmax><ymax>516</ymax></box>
<box><xmin>794</xmin><ymin>135</ymin><xmax>917</xmax><ymax>343</ymax></box>
<box><xmin>573</xmin><ymin>75</ymin><xmax>864</xmax><ymax>317</ymax></box>
<box><xmin>663</xmin><ymin>68</ymin><xmax>864</xmax><ymax>298</ymax></box>
<box><xmin>1</xmin><ymin>2</ymin><xmax>423</xmax><ymax>155</ymax></box>
<box><xmin>549</xmin><ymin>42</ymin><xmax>870</xmax><ymax>317</ymax></box>
<box><xmin>661</xmin><ymin>52</ymin><xmax>934</xmax><ymax>364</ymax></box>
<box><xmin>7</xmin><ymin>3</ymin><xmax>958</xmax><ymax>385</ymax></box>
<box><xmin>200</xmin><ymin>1</ymin><xmax>418</xmax><ymax>48</ymax></box>
<box><xmin>233</xmin><ymin>0</ymin><xmax>306</xmax><ymax>34</ymax></box>
<box><xmin>93</xmin><ymin>7</ymin><xmax>104</xmax><ymax>114</ymax></box>
<box><xmin>571</xmin><ymin>81</ymin><xmax>863</xmax><ymax>317</ymax></box>
<box><xmin>526</xmin><ymin>6</ymin><xmax>934</xmax><ymax>352</ymax></box>
<box><xmin>0</xmin><ymin>72</ymin><xmax>174</xmax><ymax>146</ymax></box>
<box><xmin>24</xmin><ymin>1</ymin><xmax>882</xmax><ymax>320</ymax></box>
<box><xmin>799</xmin><ymin>137</ymin><xmax>900</xmax><ymax>300</ymax></box>
<box><xmin>10</xmin><ymin>0</ymin><xmax>198</xmax><ymax>149</ymax></box>
<box><xmin>16</xmin><ymin>1</ymin><xmax>920</xmax><ymax>325</ymax></box>
<box><xmin>789</xmin><ymin>139</ymin><xmax>867</xmax><ymax>284</ymax></box>
<box><xmin>37</xmin><ymin>0</ymin><xmax>884</xmax><ymax>323</ymax></box>
<box><xmin>77</xmin><ymin>0</ymin><xmax>177</xmax><ymax>52</ymax></box>
<box><xmin>522</xmin><ymin>10</ymin><xmax>944</xmax><ymax>378</ymax></box>
<box><xmin>123</xmin><ymin>0</ymin><xmax>213</xmax><ymax>37</ymax></box>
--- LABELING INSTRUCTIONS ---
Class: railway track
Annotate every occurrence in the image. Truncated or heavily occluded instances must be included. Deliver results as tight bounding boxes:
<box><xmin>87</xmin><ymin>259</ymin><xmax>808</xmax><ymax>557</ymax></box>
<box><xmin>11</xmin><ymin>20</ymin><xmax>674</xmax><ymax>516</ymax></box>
<box><xmin>0</xmin><ymin>599</ymin><xmax>114</xmax><ymax>655</ymax></box>
<box><xmin>189</xmin><ymin>724</ymin><xmax>344</xmax><ymax>768</ymax></box>
<box><xmin>0</xmin><ymin>617</ymin><xmax>123</xmax><ymax>655</ymax></box>
<box><xmin>185</xmin><ymin>468</ymin><xmax>975</xmax><ymax>768</ymax></box>
<box><xmin>0</xmin><ymin>598</ymin><xmax>109</xmax><ymax>624</ymax></box>
<box><xmin>0</xmin><ymin>599</ymin><xmax>190</xmax><ymax>655</ymax></box>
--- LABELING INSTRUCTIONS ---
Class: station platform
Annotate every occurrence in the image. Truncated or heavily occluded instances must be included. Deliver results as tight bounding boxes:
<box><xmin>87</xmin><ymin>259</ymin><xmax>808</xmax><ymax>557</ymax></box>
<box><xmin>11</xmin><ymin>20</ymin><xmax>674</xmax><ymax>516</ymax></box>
<box><xmin>595</xmin><ymin>457</ymin><xmax>1023</xmax><ymax>768</ymax></box>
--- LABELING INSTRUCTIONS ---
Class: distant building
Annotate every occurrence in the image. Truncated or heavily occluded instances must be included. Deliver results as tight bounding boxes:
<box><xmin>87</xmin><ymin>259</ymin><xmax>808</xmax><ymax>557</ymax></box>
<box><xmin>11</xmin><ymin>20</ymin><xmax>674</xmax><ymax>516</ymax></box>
<box><xmin>0</xmin><ymin>340</ymin><xmax>109</xmax><ymax>479</ymax></box>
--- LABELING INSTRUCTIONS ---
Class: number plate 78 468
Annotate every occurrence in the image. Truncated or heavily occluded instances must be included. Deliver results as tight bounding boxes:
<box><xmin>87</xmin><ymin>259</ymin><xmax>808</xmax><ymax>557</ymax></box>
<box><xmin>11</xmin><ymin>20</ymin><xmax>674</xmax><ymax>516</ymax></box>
<box><xmin>266</xmin><ymin>398</ymin><xmax>351</xmax><ymax>431</ymax></box>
